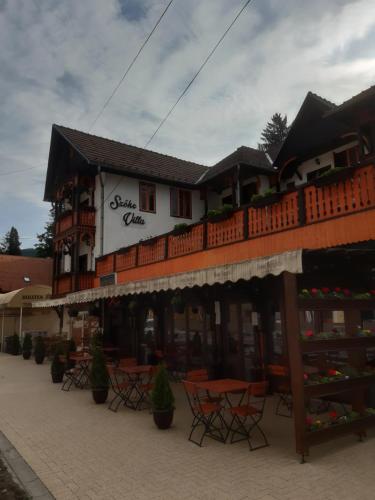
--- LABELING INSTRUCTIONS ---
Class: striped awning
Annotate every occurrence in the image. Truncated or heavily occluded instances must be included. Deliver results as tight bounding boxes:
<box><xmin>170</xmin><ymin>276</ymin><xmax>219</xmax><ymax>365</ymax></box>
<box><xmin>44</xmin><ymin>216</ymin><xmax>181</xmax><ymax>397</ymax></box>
<box><xmin>33</xmin><ymin>249</ymin><xmax>302</xmax><ymax>307</ymax></box>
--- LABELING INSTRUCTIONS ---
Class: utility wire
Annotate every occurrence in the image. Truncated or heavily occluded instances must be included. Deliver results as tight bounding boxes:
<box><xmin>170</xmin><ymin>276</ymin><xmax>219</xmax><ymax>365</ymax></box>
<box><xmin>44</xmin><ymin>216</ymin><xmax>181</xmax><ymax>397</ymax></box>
<box><xmin>0</xmin><ymin>165</ymin><xmax>41</xmax><ymax>176</ymax></box>
<box><xmin>99</xmin><ymin>0</ymin><xmax>254</xmax><ymax>210</ymax></box>
<box><xmin>88</xmin><ymin>0</ymin><xmax>175</xmax><ymax>132</ymax></box>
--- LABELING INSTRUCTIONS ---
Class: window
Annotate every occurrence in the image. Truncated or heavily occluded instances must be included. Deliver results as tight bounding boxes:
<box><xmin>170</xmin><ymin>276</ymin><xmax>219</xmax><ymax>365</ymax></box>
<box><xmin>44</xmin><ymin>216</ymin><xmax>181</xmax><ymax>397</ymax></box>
<box><xmin>334</xmin><ymin>145</ymin><xmax>359</xmax><ymax>168</ymax></box>
<box><xmin>170</xmin><ymin>188</ymin><xmax>192</xmax><ymax>218</ymax></box>
<box><xmin>139</xmin><ymin>182</ymin><xmax>156</xmax><ymax>213</ymax></box>
<box><xmin>307</xmin><ymin>165</ymin><xmax>331</xmax><ymax>182</ymax></box>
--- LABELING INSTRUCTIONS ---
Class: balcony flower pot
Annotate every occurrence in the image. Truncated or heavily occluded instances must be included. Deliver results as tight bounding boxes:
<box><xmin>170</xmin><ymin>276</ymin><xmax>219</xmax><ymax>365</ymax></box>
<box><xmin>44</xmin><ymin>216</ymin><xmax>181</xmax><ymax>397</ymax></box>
<box><xmin>151</xmin><ymin>364</ymin><xmax>175</xmax><ymax>430</ymax></box>
<box><xmin>251</xmin><ymin>192</ymin><xmax>282</xmax><ymax>208</ymax></box>
<box><xmin>206</xmin><ymin>204</ymin><xmax>234</xmax><ymax>223</ymax></box>
<box><xmin>34</xmin><ymin>336</ymin><xmax>46</xmax><ymax>365</ymax></box>
<box><xmin>90</xmin><ymin>347</ymin><xmax>109</xmax><ymax>404</ymax></box>
<box><xmin>171</xmin><ymin>224</ymin><xmax>191</xmax><ymax>236</ymax></box>
<box><xmin>313</xmin><ymin>167</ymin><xmax>353</xmax><ymax>187</ymax></box>
<box><xmin>22</xmin><ymin>333</ymin><xmax>32</xmax><ymax>360</ymax></box>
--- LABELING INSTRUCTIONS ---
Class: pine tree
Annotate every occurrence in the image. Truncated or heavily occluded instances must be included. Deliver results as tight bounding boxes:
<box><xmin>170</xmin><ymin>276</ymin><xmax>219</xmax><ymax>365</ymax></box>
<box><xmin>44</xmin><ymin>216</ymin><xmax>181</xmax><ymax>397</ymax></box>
<box><xmin>1</xmin><ymin>227</ymin><xmax>22</xmax><ymax>255</ymax></box>
<box><xmin>259</xmin><ymin>113</ymin><xmax>289</xmax><ymax>151</ymax></box>
<box><xmin>34</xmin><ymin>205</ymin><xmax>55</xmax><ymax>258</ymax></box>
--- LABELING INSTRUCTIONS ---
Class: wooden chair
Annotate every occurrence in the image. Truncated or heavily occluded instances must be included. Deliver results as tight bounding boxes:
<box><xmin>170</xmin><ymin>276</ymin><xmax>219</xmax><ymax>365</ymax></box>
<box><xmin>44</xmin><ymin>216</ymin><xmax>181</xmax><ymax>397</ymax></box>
<box><xmin>268</xmin><ymin>364</ymin><xmax>292</xmax><ymax>417</ymax></box>
<box><xmin>228</xmin><ymin>381</ymin><xmax>269</xmax><ymax>451</ymax></box>
<box><xmin>183</xmin><ymin>380</ymin><xmax>226</xmax><ymax>447</ymax></box>
<box><xmin>107</xmin><ymin>365</ymin><xmax>133</xmax><ymax>412</ymax></box>
<box><xmin>136</xmin><ymin>365</ymin><xmax>158</xmax><ymax>411</ymax></box>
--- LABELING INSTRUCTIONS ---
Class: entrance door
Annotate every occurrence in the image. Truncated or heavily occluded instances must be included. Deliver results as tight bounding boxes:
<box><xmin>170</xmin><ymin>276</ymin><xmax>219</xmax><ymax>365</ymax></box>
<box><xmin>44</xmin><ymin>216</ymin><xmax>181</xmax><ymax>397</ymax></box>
<box><xmin>223</xmin><ymin>301</ymin><xmax>262</xmax><ymax>380</ymax></box>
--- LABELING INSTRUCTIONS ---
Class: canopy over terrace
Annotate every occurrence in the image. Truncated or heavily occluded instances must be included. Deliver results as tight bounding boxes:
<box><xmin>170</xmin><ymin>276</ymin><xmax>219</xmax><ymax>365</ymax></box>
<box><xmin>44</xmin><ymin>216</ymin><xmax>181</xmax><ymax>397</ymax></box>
<box><xmin>34</xmin><ymin>250</ymin><xmax>303</xmax><ymax>306</ymax></box>
<box><xmin>0</xmin><ymin>285</ymin><xmax>52</xmax><ymax>349</ymax></box>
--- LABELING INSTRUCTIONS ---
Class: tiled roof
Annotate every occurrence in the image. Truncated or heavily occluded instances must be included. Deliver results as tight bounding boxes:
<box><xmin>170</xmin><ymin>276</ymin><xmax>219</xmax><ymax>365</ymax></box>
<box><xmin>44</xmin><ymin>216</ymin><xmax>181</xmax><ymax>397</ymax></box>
<box><xmin>201</xmin><ymin>146</ymin><xmax>273</xmax><ymax>182</ymax></box>
<box><xmin>308</xmin><ymin>91</ymin><xmax>337</xmax><ymax>110</ymax></box>
<box><xmin>0</xmin><ymin>255</ymin><xmax>52</xmax><ymax>293</ymax></box>
<box><xmin>54</xmin><ymin>125</ymin><xmax>209</xmax><ymax>185</ymax></box>
<box><xmin>325</xmin><ymin>85</ymin><xmax>375</xmax><ymax>116</ymax></box>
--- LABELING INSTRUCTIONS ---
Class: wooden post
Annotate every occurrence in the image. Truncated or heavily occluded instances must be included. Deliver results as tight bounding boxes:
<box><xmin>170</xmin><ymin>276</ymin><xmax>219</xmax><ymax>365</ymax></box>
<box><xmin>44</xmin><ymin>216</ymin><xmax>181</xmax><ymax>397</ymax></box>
<box><xmin>282</xmin><ymin>271</ymin><xmax>306</xmax><ymax>460</ymax></box>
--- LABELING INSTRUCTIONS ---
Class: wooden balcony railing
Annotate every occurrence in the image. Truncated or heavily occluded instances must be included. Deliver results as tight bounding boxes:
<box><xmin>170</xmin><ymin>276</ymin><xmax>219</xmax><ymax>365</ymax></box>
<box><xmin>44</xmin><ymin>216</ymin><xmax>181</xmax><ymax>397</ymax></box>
<box><xmin>54</xmin><ymin>272</ymin><xmax>95</xmax><ymax>295</ymax></box>
<box><xmin>55</xmin><ymin>207</ymin><xmax>96</xmax><ymax>235</ymax></box>
<box><xmin>94</xmin><ymin>164</ymin><xmax>375</xmax><ymax>278</ymax></box>
<box><xmin>54</xmin><ymin>274</ymin><xmax>73</xmax><ymax>295</ymax></box>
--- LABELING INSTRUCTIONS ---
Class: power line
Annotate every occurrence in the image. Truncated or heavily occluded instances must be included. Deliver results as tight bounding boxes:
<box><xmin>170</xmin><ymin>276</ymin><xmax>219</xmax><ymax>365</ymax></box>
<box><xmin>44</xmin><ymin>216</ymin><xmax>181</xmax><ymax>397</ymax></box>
<box><xmin>0</xmin><ymin>165</ymin><xmax>41</xmax><ymax>177</ymax></box>
<box><xmin>88</xmin><ymin>0</ymin><xmax>175</xmax><ymax>132</ymax></box>
<box><xmin>145</xmin><ymin>0</ymin><xmax>253</xmax><ymax>148</ymax></box>
<box><xmin>99</xmin><ymin>0</ymin><xmax>254</xmax><ymax>211</ymax></box>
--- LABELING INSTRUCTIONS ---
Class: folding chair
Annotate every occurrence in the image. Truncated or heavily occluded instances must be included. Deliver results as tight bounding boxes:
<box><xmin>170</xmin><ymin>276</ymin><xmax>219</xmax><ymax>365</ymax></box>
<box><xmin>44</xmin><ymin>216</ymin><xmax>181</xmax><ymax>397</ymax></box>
<box><xmin>135</xmin><ymin>365</ymin><xmax>157</xmax><ymax>411</ymax></box>
<box><xmin>268</xmin><ymin>364</ymin><xmax>293</xmax><ymax>417</ymax></box>
<box><xmin>61</xmin><ymin>356</ymin><xmax>81</xmax><ymax>391</ymax></box>
<box><xmin>228</xmin><ymin>381</ymin><xmax>269</xmax><ymax>451</ymax></box>
<box><xmin>107</xmin><ymin>365</ymin><xmax>133</xmax><ymax>412</ymax></box>
<box><xmin>182</xmin><ymin>380</ymin><xmax>226</xmax><ymax>447</ymax></box>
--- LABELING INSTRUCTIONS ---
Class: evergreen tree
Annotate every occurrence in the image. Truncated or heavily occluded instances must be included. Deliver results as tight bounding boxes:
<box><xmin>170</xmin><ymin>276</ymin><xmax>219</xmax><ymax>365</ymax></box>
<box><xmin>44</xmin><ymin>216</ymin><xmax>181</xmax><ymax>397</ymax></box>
<box><xmin>34</xmin><ymin>205</ymin><xmax>55</xmax><ymax>258</ymax></box>
<box><xmin>1</xmin><ymin>227</ymin><xmax>22</xmax><ymax>255</ymax></box>
<box><xmin>259</xmin><ymin>113</ymin><xmax>289</xmax><ymax>151</ymax></box>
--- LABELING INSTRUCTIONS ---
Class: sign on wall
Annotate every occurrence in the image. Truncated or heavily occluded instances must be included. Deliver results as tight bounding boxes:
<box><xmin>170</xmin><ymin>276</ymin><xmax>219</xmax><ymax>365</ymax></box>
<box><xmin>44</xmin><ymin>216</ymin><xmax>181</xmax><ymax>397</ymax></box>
<box><xmin>109</xmin><ymin>195</ymin><xmax>145</xmax><ymax>226</ymax></box>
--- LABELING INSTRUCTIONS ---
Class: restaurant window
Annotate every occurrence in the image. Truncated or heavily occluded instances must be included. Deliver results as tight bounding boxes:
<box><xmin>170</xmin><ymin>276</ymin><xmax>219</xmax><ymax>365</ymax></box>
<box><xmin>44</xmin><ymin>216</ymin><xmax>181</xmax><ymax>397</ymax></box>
<box><xmin>139</xmin><ymin>182</ymin><xmax>156</xmax><ymax>213</ymax></box>
<box><xmin>170</xmin><ymin>188</ymin><xmax>192</xmax><ymax>218</ymax></box>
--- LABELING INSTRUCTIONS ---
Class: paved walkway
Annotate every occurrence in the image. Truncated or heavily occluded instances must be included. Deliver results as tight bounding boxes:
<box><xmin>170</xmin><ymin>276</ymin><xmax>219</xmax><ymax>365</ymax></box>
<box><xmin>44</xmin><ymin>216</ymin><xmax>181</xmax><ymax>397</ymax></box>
<box><xmin>0</xmin><ymin>354</ymin><xmax>374</xmax><ymax>500</ymax></box>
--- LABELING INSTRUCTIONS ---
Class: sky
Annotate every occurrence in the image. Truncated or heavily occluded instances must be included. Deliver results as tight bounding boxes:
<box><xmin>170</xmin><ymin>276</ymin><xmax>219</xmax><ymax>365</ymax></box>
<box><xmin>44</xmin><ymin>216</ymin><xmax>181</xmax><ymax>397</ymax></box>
<box><xmin>1</xmin><ymin>0</ymin><xmax>375</xmax><ymax>247</ymax></box>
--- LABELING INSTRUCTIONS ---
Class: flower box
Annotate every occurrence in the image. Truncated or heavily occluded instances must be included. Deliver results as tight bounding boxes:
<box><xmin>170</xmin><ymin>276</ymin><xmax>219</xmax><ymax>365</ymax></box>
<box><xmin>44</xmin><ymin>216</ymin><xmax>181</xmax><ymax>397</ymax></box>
<box><xmin>250</xmin><ymin>192</ymin><xmax>282</xmax><ymax>208</ymax></box>
<box><xmin>312</xmin><ymin>167</ymin><xmax>354</xmax><ymax>187</ymax></box>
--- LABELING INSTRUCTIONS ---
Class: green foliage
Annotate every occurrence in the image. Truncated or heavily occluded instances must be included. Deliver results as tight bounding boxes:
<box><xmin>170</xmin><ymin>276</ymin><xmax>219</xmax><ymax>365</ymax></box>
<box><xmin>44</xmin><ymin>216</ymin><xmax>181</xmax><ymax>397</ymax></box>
<box><xmin>259</xmin><ymin>113</ymin><xmax>289</xmax><ymax>151</ymax></box>
<box><xmin>221</xmin><ymin>204</ymin><xmax>233</xmax><ymax>214</ymax></box>
<box><xmin>90</xmin><ymin>347</ymin><xmax>109</xmax><ymax>389</ymax></box>
<box><xmin>34</xmin><ymin>336</ymin><xmax>46</xmax><ymax>361</ymax></box>
<box><xmin>22</xmin><ymin>334</ymin><xmax>32</xmax><ymax>354</ymax></box>
<box><xmin>151</xmin><ymin>364</ymin><xmax>175</xmax><ymax>411</ymax></box>
<box><xmin>173</xmin><ymin>223</ymin><xmax>189</xmax><ymax>231</ymax></box>
<box><xmin>34</xmin><ymin>204</ymin><xmax>55</xmax><ymax>258</ymax></box>
<box><xmin>318</xmin><ymin>166</ymin><xmax>344</xmax><ymax>178</ymax></box>
<box><xmin>207</xmin><ymin>209</ymin><xmax>221</xmax><ymax>218</ymax></box>
<box><xmin>11</xmin><ymin>334</ymin><xmax>21</xmax><ymax>355</ymax></box>
<box><xmin>51</xmin><ymin>345</ymin><xmax>65</xmax><ymax>379</ymax></box>
<box><xmin>207</xmin><ymin>204</ymin><xmax>233</xmax><ymax>220</ymax></box>
<box><xmin>251</xmin><ymin>187</ymin><xmax>277</xmax><ymax>203</ymax></box>
<box><xmin>1</xmin><ymin>227</ymin><xmax>22</xmax><ymax>255</ymax></box>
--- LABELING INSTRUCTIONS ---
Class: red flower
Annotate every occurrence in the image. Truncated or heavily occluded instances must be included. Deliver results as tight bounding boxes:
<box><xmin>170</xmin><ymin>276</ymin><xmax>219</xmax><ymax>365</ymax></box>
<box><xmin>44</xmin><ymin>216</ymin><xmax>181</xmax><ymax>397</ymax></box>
<box><xmin>306</xmin><ymin>416</ymin><xmax>313</xmax><ymax>426</ymax></box>
<box><xmin>327</xmin><ymin>369</ymin><xmax>338</xmax><ymax>376</ymax></box>
<box><xmin>311</xmin><ymin>288</ymin><xmax>319</xmax><ymax>296</ymax></box>
<box><xmin>334</xmin><ymin>287</ymin><xmax>341</xmax><ymax>293</ymax></box>
<box><xmin>321</xmin><ymin>287</ymin><xmax>330</xmax><ymax>294</ymax></box>
<box><xmin>304</xmin><ymin>330</ymin><xmax>314</xmax><ymax>338</ymax></box>
<box><xmin>329</xmin><ymin>410</ymin><xmax>337</xmax><ymax>419</ymax></box>
<box><xmin>304</xmin><ymin>373</ymin><xmax>309</xmax><ymax>381</ymax></box>
<box><xmin>370</xmin><ymin>290</ymin><xmax>375</xmax><ymax>296</ymax></box>
<box><xmin>343</xmin><ymin>288</ymin><xmax>351</xmax><ymax>297</ymax></box>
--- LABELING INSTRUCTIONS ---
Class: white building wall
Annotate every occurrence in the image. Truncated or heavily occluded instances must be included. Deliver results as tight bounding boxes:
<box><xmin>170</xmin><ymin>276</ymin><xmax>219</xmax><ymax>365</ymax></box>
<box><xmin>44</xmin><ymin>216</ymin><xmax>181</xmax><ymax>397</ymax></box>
<box><xmin>94</xmin><ymin>173</ymin><xmax>205</xmax><ymax>257</ymax></box>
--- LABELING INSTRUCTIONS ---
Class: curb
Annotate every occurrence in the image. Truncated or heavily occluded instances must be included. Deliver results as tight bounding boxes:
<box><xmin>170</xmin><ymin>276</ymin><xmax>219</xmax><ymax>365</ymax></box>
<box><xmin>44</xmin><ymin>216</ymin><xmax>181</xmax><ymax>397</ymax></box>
<box><xmin>0</xmin><ymin>432</ymin><xmax>55</xmax><ymax>499</ymax></box>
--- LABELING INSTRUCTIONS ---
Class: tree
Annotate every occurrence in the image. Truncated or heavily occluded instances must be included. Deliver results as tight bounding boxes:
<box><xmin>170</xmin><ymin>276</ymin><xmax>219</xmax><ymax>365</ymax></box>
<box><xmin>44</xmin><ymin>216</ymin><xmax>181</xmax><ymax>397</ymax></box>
<box><xmin>259</xmin><ymin>113</ymin><xmax>289</xmax><ymax>151</ymax></box>
<box><xmin>1</xmin><ymin>226</ymin><xmax>22</xmax><ymax>255</ymax></box>
<box><xmin>34</xmin><ymin>205</ymin><xmax>55</xmax><ymax>258</ymax></box>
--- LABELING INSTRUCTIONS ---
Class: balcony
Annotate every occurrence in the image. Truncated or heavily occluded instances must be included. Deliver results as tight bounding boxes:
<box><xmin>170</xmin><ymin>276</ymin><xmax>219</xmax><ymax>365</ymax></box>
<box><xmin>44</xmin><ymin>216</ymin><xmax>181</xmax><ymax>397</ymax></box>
<box><xmin>55</xmin><ymin>207</ymin><xmax>96</xmax><ymax>236</ymax></box>
<box><xmin>54</xmin><ymin>271</ymin><xmax>95</xmax><ymax>296</ymax></box>
<box><xmin>94</xmin><ymin>164</ymin><xmax>375</xmax><ymax>285</ymax></box>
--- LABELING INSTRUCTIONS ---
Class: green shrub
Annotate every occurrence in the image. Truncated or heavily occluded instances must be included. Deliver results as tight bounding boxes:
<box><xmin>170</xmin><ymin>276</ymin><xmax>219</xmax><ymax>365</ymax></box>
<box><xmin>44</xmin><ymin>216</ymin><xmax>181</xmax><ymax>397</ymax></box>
<box><xmin>151</xmin><ymin>364</ymin><xmax>175</xmax><ymax>411</ymax></box>
<box><xmin>173</xmin><ymin>223</ymin><xmax>189</xmax><ymax>231</ymax></box>
<box><xmin>34</xmin><ymin>336</ymin><xmax>46</xmax><ymax>364</ymax></box>
<box><xmin>90</xmin><ymin>347</ymin><xmax>109</xmax><ymax>390</ymax></box>
<box><xmin>51</xmin><ymin>345</ymin><xmax>65</xmax><ymax>382</ymax></box>
<box><xmin>221</xmin><ymin>204</ymin><xmax>233</xmax><ymax>214</ymax></box>
<box><xmin>251</xmin><ymin>187</ymin><xmax>277</xmax><ymax>203</ymax></box>
<box><xmin>11</xmin><ymin>334</ymin><xmax>21</xmax><ymax>355</ymax></box>
<box><xmin>207</xmin><ymin>209</ymin><xmax>221</xmax><ymax>218</ymax></box>
<box><xmin>319</xmin><ymin>166</ymin><xmax>343</xmax><ymax>178</ymax></box>
<box><xmin>22</xmin><ymin>334</ymin><xmax>32</xmax><ymax>355</ymax></box>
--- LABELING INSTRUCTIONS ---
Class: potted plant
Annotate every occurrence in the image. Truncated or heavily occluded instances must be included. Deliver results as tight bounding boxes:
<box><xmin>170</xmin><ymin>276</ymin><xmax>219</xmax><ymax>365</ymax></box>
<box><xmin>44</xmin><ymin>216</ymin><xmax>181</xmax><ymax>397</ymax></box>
<box><xmin>151</xmin><ymin>364</ymin><xmax>175</xmax><ymax>429</ymax></box>
<box><xmin>90</xmin><ymin>347</ymin><xmax>109</xmax><ymax>404</ymax></box>
<box><xmin>171</xmin><ymin>293</ymin><xmax>185</xmax><ymax>314</ymax></box>
<box><xmin>34</xmin><ymin>336</ymin><xmax>46</xmax><ymax>364</ymax></box>
<box><xmin>10</xmin><ymin>334</ymin><xmax>21</xmax><ymax>356</ymax></box>
<box><xmin>251</xmin><ymin>187</ymin><xmax>281</xmax><ymax>207</ymax></box>
<box><xmin>313</xmin><ymin>166</ymin><xmax>353</xmax><ymax>187</ymax></box>
<box><xmin>206</xmin><ymin>204</ymin><xmax>234</xmax><ymax>223</ymax></box>
<box><xmin>22</xmin><ymin>333</ymin><xmax>32</xmax><ymax>359</ymax></box>
<box><xmin>50</xmin><ymin>345</ymin><xmax>65</xmax><ymax>383</ymax></box>
<box><xmin>171</xmin><ymin>223</ymin><xmax>191</xmax><ymax>236</ymax></box>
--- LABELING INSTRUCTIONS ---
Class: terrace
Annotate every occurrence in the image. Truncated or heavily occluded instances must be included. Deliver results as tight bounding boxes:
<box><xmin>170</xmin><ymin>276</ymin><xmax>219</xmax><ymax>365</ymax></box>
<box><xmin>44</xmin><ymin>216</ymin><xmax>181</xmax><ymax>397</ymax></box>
<box><xmin>96</xmin><ymin>163</ymin><xmax>375</xmax><ymax>285</ymax></box>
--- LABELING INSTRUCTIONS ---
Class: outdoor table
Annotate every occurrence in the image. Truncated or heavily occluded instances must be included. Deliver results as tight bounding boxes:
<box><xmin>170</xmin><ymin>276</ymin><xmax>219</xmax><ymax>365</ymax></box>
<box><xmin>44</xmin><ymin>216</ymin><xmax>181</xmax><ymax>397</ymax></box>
<box><xmin>196</xmin><ymin>378</ymin><xmax>250</xmax><ymax>441</ymax></box>
<box><xmin>117</xmin><ymin>365</ymin><xmax>153</xmax><ymax>409</ymax></box>
<box><xmin>68</xmin><ymin>353</ymin><xmax>92</xmax><ymax>389</ymax></box>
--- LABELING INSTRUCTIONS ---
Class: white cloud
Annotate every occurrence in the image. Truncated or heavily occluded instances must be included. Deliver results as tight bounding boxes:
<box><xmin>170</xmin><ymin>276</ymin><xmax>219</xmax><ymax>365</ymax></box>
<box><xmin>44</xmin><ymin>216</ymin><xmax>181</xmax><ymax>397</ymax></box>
<box><xmin>0</xmin><ymin>0</ymin><xmax>374</xmax><ymax>244</ymax></box>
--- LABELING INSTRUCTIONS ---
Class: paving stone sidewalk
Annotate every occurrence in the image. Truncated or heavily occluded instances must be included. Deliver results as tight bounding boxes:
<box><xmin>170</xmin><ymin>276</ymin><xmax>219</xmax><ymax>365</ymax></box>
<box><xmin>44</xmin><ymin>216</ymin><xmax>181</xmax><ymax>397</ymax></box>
<box><xmin>0</xmin><ymin>354</ymin><xmax>374</xmax><ymax>500</ymax></box>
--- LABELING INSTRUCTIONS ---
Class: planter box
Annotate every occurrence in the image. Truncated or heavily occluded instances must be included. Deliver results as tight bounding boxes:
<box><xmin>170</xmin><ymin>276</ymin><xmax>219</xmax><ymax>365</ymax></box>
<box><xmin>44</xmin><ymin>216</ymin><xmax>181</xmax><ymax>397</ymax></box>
<box><xmin>207</xmin><ymin>211</ymin><xmax>234</xmax><ymax>223</ymax></box>
<box><xmin>171</xmin><ymin>226</ymin><xmax>192</xmax><ymax>237</ymax></box>
<box><xmin>313</xmin><ymin>167</ymin><xmax>354</xmax><ymax>187</ymax></box>
<box><xmin>301</xmin><ymin>336</ymin><xmax>375</xmax><ymax>353</ymax></box>
<box><xmin>251</xmin><ymin>192</ymin><xmax>282</xmax><ymax>208</ymax></box>
<box><xmin>306</xmin><ymin>414</ymin><xmax>375</xmax><ymax>447</ymax></box>
<box><xmin>304</xmin><ymin>374</ymin><xmax>375</xmax><ymax>398</ymax></box>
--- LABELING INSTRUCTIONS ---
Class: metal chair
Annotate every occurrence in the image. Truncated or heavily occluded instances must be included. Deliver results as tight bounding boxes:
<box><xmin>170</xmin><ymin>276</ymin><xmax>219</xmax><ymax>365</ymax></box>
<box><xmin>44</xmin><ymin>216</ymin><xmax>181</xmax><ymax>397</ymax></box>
<box><xmin>107</xmin><ymin>365</ymin><xmax>133</xmax><ymax>412</ymax></box>
<box><xmin>268</xmin><ymin>364</ymin><xmax>293</xmax><ymax>417</ymax></box>
<box><xmin>186</xmin><ymin>369</ymin><xmax>222</xmax><ymax>404</ymax></box>
<box><xmin>227</xmin><ymin>381</ymin><xmax>269</xmax><ymax>451</ymax></box>
<box><xmin>183</xmin><ymin>380</ymin><xmax>226</xmax><ymax>447</ymax></box>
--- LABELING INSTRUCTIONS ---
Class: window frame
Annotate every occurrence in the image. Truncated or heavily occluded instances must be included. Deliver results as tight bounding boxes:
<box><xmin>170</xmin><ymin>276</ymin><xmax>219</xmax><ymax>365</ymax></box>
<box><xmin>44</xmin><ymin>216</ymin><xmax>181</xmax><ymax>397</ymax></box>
<box><xmin>139</xmin><ymin>181</ymin><xmax>156</xmax><ymax>214</ymax></box>
<box><xmin>170</xmin><ymin>187</ymin><xmax>192</xmax><ymax>219</ymax></box>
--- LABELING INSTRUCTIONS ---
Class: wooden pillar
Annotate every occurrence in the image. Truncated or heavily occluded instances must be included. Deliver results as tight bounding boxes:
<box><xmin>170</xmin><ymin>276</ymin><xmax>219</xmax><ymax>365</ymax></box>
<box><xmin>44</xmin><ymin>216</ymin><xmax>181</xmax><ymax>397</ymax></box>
<box><xmin>282</xmin><ymin>271</ymin><xmax>306</xmax><ymax>458</ymax></box>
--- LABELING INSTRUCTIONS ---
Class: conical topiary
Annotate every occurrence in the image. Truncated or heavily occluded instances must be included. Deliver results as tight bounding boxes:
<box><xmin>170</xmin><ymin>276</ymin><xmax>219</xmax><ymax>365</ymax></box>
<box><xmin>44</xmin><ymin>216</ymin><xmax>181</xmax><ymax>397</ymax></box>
<box><xmin>11</xmin><ymin>334</ymin><xmax>21</xmax><ymax>356</ymax></box>
<box><xmin>90</xmin><ymin>347</ymin><xmax>109</xmax><ymax>404</ymax></box>
<box><xmin>51</xmin><ymin>344</ymin><xmax>65</xmax><ymax>383</ymax></box>
<box><xmin>151</xmin><ymin>364</ymin><xmax>175</xmax><ymax>411</ymax></box>
<box><xmin>22</xmin><ymin>333</ymin><xmax>32</xmax><ymax>359</ymax></box>
<box><xmin>34</xmin><ymin>336</ymin><xmax>46</xmax><ymax>364</ymax></box>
